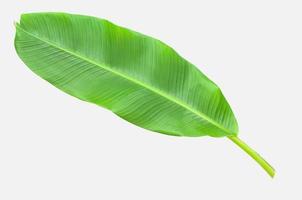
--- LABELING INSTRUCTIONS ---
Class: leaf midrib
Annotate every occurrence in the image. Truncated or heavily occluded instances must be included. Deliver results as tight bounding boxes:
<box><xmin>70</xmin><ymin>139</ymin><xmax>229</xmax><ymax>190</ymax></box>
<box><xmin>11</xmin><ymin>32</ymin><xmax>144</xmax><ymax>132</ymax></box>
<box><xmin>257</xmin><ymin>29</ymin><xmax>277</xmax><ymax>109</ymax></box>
<box><xmin>17</xmin><ymin>24</ymin><xmax>232</xmax><ymax>134</ymax></box>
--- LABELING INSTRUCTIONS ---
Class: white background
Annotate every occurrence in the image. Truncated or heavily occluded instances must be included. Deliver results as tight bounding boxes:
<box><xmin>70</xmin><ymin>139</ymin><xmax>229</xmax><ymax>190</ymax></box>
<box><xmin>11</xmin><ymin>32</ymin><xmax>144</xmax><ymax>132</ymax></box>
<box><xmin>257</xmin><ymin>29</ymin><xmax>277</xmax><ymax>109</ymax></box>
<box><xmin>1</xmin><ymin>0</ymin><xmax>301</xmax><ymax>199</ymax></box>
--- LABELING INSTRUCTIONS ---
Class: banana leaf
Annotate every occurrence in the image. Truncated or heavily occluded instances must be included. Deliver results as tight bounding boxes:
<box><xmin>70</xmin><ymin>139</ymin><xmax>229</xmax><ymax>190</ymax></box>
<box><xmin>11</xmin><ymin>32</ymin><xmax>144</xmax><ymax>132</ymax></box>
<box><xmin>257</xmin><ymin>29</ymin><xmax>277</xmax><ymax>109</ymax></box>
<box><xmin>14</xmin><ymin>12</ymin><xmax>275</xmax><ymax>177</ymax></box>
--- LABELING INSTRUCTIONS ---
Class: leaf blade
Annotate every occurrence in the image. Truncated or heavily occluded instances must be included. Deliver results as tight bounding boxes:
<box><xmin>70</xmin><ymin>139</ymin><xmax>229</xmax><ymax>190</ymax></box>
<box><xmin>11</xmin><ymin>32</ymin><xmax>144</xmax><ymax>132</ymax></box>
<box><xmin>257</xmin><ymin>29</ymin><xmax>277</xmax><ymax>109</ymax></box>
<box><xmin>15</xmin><ymin>12</ymin><xmax>238</xmax><ymax>137</ymax></box>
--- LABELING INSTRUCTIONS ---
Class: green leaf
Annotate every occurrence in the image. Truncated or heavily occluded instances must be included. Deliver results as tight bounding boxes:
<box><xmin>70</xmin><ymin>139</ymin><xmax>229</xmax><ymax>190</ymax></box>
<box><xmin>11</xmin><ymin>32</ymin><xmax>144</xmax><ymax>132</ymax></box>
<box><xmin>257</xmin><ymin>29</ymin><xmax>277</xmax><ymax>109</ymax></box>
<box><xmin>15</xmin><ymin>12</ymin><xmax>275</xmax><ymax>177</ymax></box>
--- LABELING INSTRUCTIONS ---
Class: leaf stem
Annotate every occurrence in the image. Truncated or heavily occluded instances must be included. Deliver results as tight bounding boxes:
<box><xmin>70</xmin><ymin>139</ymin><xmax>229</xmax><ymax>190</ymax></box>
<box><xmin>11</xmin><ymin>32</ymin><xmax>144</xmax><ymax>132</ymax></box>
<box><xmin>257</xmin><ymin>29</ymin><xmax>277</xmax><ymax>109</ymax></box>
<box><xmin>227</xmin><ymin>136</ymin><xmax>275</xmax><ymax>178</ymax></box>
